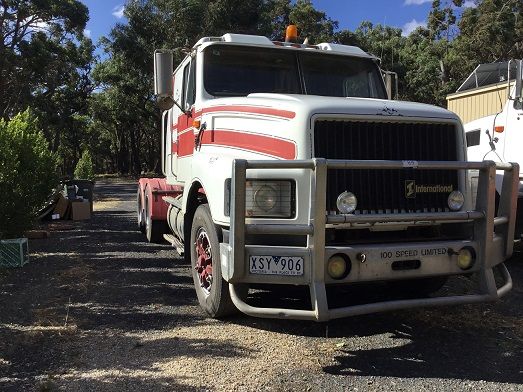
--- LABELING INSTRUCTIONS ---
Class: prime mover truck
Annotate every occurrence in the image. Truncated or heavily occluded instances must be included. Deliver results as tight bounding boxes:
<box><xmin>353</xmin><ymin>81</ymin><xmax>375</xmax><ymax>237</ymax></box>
<box><xmin>138</xmin><ymin>27</ymin><xmax>519</xmax><ymax>321</ymax></box>
<box><xmin>447</xmin><ymin>60</ymin><xmax>523</xmax><ymax>239</ymax></box>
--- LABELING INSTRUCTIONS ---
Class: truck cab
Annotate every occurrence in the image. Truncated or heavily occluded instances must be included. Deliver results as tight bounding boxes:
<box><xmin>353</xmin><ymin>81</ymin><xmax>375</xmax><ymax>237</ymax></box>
<box><xmin>448</xmin><ymin>60</ymin><xmax>523</xmax><ymax>239</ymax></box>
<box><xmin>149</xmin><ymin>30</ymin><xmax>519</xmax><ymax>321</ymax></box>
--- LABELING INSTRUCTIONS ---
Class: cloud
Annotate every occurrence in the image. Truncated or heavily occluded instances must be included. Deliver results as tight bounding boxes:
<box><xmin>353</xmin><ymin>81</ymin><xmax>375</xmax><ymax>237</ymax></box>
<box><xmin>402</xmin><ymin>19</ymin><xmax>427</xmax><ymax>36</ymax></box>
<box><xmin>404</xmin><ymin>0</ymin><xmax>432</xmax><ymax>5</ymax></box>
<box><xmin>112</xmin><ymin>5</ymin><xmax>125</xmax><ymax>18</ymax></box>
<box><xmin>83</xmin><ymin>29</ymin><xmax>91</xmax><ymax>38</ymax></box>
<box><xmin>463</xmin><ymin>1</ymin><xmax>477</xmax><ymax>8</ymax></box>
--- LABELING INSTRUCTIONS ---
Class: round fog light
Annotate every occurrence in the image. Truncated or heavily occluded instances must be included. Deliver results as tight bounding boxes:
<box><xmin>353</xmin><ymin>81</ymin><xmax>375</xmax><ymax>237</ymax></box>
<box><xmin>337</xmin><ymin>191</ymin><xmax>357</xmax><ymax>214</ymax></box>
<box><xmin>327</xmin><ymin>254</ymin><xmax>350</xmax><ymax>279</ymax></box>
<box><xmin>457</xmin><ymin>247</ymin><xmax>475</xmax><ymax>270</ymax></box>
<box><xmin>448</xmin><ymin>190</ymin><xmax>465</xmax><ymax>211</ymax></box>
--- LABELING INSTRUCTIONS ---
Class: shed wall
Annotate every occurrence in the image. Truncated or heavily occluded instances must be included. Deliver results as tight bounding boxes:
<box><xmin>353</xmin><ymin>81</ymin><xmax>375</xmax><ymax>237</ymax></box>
<box><xmin>446</xmin><ymin>83</ymin><xmax>510</xmax><ymax>124</ymax></box>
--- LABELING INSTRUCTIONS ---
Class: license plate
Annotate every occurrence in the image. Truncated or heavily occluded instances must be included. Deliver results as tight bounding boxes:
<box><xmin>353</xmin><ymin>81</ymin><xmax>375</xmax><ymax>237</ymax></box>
<box><xmin>249</xmin><ymin>256</ymin><xmax>304</xmax><ymax>276</ymax></box>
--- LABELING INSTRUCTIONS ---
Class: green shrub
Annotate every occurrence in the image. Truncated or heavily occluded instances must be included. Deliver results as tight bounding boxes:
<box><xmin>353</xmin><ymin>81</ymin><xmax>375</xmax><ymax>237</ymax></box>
<box><xmin>74</xmin><ymin>150</ymin><xmax>95</xmax><ymax>180</ymax></box>
<box><xmin>0</xmin><ymin>111</ymin><xmax>58</xmax><ymax>239</ymax></box>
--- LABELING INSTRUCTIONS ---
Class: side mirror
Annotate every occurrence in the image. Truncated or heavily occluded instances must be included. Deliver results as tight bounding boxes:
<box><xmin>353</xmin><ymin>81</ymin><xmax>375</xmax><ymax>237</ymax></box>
<box><xmin>383</xmin><ymin>71</ymin><xmax>398</xmax><ymax>100</ymax></box>
<box><xmin>154</xmin><ymin>50</ymin><xmax>174</xmax><ymax>110</ymax></box>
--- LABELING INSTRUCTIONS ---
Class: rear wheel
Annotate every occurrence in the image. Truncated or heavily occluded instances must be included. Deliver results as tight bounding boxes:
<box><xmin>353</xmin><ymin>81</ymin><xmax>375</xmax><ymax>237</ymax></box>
<box><xmin>137</xmin><ymin>188</ymin><xmax>146</xmax><ymax>234</ymax></box>
<box><xmin>190</xmin><ymin>204</ymin><xmax>237</xmax><ymax>317</ymax></box>
<box><xmin>145</xmin><ymin>196</ymin><xmax>165</xmax><ymax>243</ymax></box>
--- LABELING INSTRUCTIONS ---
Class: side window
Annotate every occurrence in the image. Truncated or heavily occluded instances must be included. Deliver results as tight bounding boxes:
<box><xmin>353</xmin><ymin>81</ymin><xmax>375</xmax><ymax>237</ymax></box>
<box><xmin>182</xmin><ymin>60</ymin><xmax>196</xmax><ymax>110</ymax></box>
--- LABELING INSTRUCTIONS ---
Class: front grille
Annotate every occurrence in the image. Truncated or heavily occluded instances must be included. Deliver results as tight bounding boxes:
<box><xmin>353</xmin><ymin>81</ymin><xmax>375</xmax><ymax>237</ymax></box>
<box><xmin>314</xmin><ymin>120</ymin><xmax>459</xmax><ymax>214</ymax></box>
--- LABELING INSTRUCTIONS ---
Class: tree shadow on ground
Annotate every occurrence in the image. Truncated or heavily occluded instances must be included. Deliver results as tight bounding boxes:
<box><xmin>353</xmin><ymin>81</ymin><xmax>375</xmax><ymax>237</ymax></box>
<box><xmin>229</xmin><ymin>253</ymin><xmax>523</xmax><ymax>385</ymax></box>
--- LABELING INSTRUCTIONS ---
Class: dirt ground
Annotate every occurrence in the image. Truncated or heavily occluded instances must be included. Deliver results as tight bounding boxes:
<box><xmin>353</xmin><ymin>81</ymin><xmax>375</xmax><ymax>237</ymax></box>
<box><xmin>1</xmin><ymin>179</ymin><xmax>523</xmax><ymax>391</ymax></box>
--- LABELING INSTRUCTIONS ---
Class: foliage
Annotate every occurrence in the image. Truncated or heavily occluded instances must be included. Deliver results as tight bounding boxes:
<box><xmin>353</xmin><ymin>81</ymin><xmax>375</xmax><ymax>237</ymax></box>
<box><xmin>0</xmin><ymin>0</ymin><xmax>95</xmax><ymax>174</ymax></box>
<box><xmin>0</xmin><ymin>111</ymin><xmax>58</xmax><ymax>239</ymax></box>
<box><xmin>288</xmin><ymin>0</ymin><xmax>337</xmax><ymax>44</ymax></box>
<box><xmin>3</xmin><ymin>0</ymin><xmax>522</xmax><ymax>176</ymax></box>
<box><xmin>74</xmin><ymin>150</ymin><xmax>95</xmax><ymax>180</ymax></box>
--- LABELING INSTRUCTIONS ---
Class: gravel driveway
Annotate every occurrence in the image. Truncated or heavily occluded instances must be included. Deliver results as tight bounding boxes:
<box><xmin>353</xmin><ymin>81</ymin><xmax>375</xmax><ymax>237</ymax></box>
<box><xmin>1</xmin><ymin>179</ymin><xmax>523</xmax><ymax>391</ymax></box>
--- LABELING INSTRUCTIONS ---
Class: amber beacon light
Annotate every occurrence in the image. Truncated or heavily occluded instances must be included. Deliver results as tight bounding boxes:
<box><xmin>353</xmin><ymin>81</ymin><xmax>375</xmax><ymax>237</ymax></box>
<box><xmin>285</xmin><ymin>25</ymin><xmax>298</xmax><ymax>43</ymax></box>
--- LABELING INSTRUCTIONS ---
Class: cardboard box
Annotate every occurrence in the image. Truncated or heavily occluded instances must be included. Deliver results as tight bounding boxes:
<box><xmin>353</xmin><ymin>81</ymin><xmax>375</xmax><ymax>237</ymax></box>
<box><xmin>71</xmin><ymin>200</ymin><xmax>91</xmax><ymax>220</ymax></box>
<box><xmin>53</xmin><ymin>194</ymin><xmax>69</xmax><ymax>218</ymax></box>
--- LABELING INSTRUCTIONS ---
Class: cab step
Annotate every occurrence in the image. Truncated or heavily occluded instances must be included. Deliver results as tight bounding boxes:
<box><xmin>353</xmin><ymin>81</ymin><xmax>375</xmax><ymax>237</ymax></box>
<box><xmin>163</xmin><ymin>234</ymin><xmax>184</xmax><ymax>256</ymax></box>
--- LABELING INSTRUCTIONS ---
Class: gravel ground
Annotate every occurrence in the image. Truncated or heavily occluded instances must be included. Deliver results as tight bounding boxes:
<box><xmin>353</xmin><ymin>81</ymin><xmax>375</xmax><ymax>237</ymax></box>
<box><xmin>1</xmin><ymin>179</ymin><xmax>523</xmax><ymax>391</ymax></box>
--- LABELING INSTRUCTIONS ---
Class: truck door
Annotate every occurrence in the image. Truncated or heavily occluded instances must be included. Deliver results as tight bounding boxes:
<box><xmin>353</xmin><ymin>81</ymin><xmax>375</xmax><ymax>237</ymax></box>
<box><xmin>503</xmin><ymin>88</ymin><xmax>523</xmax><ymax>168</ymax></box>
<box><xmin>176</xmin><ymin>58</ymin><xmax>197</xmax><ymax>177</ymax></box>
<box><xmin>170</xmin><ymin>63</ymin><xmax>186</xmax><ymax>180</ymax></box>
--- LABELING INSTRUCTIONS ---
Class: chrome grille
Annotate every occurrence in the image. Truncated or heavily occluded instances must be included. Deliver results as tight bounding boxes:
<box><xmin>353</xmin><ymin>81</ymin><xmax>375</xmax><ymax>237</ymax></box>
<box><xmin>314</xmin><ymin>120</ymin><xmax>459</xmax><ymax>214</ymax></box>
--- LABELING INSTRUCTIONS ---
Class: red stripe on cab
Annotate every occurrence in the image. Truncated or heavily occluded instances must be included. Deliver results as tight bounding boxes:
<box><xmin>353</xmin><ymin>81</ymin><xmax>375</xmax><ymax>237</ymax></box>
<box><xmin>200</xmin><ymin>130</ymin><xmax>296</xmax><ymax>159</ymax></box>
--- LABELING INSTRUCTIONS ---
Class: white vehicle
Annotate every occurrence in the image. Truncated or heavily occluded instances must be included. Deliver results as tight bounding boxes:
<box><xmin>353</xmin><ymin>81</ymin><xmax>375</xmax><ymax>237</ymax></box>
<box><xmin>142</xmin><ymin>27</ymin><xmax>519</xmax><ymax>321</ymax></box>
<box><xmin>447</xmin><ymin>60</ymin><xmax>523</xmax><ymax>239</ymax></box>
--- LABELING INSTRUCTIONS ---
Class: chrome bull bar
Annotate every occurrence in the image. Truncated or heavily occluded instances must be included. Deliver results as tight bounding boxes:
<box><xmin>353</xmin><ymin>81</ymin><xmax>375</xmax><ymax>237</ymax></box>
<box><xmin>221</xmin><ymin>159</ymin><xmax>520</xmax><ymax>321</ymax></box>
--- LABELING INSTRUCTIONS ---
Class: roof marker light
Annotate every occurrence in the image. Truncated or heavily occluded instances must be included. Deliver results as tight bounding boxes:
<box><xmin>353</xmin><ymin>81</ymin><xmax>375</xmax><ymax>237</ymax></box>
<box><xmin>285</xmin><ymin>25</ymin><xmax>298</xmax><ymax>43</ymax></box>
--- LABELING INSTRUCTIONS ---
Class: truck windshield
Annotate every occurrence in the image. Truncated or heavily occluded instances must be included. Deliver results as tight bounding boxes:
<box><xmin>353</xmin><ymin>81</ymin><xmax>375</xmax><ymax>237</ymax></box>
<box><xmin>203</xmin><ymin>45</ymin><xmax>387</xmax><ymax>99</ymax></box>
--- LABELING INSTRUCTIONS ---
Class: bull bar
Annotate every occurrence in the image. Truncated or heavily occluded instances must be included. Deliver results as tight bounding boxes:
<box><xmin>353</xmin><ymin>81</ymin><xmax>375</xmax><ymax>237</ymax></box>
<box><xmin>220</xmin><ymin>159</ymin><xmax>520</xmax><ymax>321</ymax></box>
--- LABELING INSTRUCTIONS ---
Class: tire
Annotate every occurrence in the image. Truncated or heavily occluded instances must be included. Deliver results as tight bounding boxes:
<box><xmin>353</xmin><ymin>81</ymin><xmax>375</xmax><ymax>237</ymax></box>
<box><xmin>190</xmin><ymin>204</ymin><xmax>237</xmax><ymax>318</ymax></box>
<box><xmin>145</xmin><ymin>196</ymin><xmax>165</xmax><ymax>243</ymax></box>
<box><xmin>515</xmin><ymin>201</ymin><xmax>523</xmax><ymax>240</ymax></box>
<box><xmin>387</xmin><ymin>276</ymin><xmax>448</xmax><ymax>297</ymax></box>
<box><xmin>137</xmin><ymin>188</ymin><xmax>146</xmax><ymax>234</ymax></box>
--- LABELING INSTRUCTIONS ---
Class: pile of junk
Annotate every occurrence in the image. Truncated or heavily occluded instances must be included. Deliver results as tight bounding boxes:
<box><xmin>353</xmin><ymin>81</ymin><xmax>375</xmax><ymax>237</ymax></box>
<box><xmin>39</xmin><ymin>180</ymin><xmax>94</xmax><ymax>221</ymax></box>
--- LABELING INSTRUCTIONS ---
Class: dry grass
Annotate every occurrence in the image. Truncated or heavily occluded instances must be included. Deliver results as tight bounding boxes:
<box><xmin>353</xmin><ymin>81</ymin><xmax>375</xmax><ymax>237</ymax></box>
<box><xmin>93</xmin><ymin>199</ymin><xmax>122</xmax><ymax>211</ymax></box>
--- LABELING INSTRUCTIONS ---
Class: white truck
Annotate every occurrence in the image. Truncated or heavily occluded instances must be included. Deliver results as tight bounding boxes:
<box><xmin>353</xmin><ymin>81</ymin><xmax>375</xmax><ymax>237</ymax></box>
<box><xmin>447</xmin><ymin>60</ymin><xmax>523</xmax><ymax>239</ymax></box>
<box><xmin>139</xmin><ymin>27</ymin><xmax>519</xmax><ymax>321</ymax></box>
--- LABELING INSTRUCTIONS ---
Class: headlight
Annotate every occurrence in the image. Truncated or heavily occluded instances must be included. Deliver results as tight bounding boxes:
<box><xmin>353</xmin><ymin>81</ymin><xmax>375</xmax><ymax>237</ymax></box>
<box><xmin>254</xmin><ymin>185</ymin><xmax>277</xmax><ymax>212</ymax></box>
<box><xmin>336</xmin><ymin>191</ymin><xmax>357</xmax><ymax>214</ymax></box>
<box><xmin>245</xmin><ymin>180</ymin><xmax>294</xmax><ymax>218</ymax></box>
<box><xmin>448</xmin><ymin>190</ymin><xmax>465</xmax><ymax>211</ymax></box>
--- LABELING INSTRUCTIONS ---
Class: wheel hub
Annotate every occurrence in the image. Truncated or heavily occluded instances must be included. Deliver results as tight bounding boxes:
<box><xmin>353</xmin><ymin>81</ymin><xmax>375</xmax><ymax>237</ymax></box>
<box><xmin>195</xmin><ymin>228</ymin><xmax>213</xmax><ymax>294</ymax></box>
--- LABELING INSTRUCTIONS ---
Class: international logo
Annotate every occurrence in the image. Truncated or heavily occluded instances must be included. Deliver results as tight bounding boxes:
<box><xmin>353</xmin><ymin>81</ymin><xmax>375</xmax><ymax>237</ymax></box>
<box><xmin>404</xmin><ymin>180</ymin><xmax>453</xmax><ymax>198</ymax></box>
<box><xmin>405</xmin><ymin>180</ymin><xmax>416</xmax><ymax>198</ymax></box>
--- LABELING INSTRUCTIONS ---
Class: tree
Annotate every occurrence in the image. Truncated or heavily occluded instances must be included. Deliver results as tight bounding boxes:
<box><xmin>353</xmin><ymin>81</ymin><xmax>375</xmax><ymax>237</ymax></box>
<box><xmin>288</xmin><ymin>0</ymin><xmax>337</xmax><ymax>44</ymax></box>
<box><xmin>448</xmin><ymin>0</ymin><xmax>523</xmax><ymax>86</ymax></box>
<box><xmin>0</xmin><ymin>0</ymin><xmax>94</xmax><ymax>175</ymax></box>
<box><xmin>0</xmin><ymin>111</ymin><xmax>58</xmax><ymax>238</ymax></box>
<box><xmin>74</xmin><ymin>150</ymin><xmax>95</xmax><ymax>180</ymax></box>
<box><xmin>0</xmin><ymin>0</ymin><xmax>89</xmax><ymax>117</ymax></box>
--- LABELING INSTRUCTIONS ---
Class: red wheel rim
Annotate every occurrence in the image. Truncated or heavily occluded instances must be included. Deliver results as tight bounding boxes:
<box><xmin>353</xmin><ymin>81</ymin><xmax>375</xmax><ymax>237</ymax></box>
<box><xmin>195</xmin><ymin>227</ymin><xmax>213</xmax><ymax>295</ymax></box>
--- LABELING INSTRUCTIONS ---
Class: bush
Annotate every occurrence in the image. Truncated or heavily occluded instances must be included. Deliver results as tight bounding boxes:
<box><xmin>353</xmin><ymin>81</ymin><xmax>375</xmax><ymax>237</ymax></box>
<box><xmin>0</xmin><ymin>111</ymin><xmax>58</xmax><ymax>239</ymax></box>
<box><xmin>74</xmin><ymin>150</ymin><xmax>95</xmax><ymax>180</ymax></box>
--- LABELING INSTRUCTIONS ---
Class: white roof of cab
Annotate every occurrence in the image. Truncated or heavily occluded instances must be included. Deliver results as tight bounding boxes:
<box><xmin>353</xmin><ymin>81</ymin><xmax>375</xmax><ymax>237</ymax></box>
<box><xmin>192</xmin><ymin>33</ymin><xmax>375</xmax><ymax>59</ymax></box>
<box><xmin>316</xmin><ymin>43</ymin><xmax>371</xmax><ymax>58</ymax></box>
<box><xmin>222</xmin><ymin>33</ymin><xmax>273</xmax><ymax>45</ymax></box>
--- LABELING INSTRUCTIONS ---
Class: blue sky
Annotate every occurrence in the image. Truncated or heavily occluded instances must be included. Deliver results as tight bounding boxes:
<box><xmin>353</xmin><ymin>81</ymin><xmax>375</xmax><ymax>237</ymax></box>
<box><xmin>80</xmin><ymin>0</ymin><xmax>477</xmax><ymax>45</ymax></box>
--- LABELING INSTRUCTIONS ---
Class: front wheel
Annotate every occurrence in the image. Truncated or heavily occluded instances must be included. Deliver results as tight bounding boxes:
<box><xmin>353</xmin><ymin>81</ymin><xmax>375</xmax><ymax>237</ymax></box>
<box><xmin>190</xmin><ymin>204</ymin><xmax>237</xmax><ymax>318</ymax></box>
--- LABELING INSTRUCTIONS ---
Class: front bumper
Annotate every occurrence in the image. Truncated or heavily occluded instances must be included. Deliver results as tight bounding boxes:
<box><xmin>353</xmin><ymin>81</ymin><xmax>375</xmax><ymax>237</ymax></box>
<box><xmin>220</xmin><ymin>159</ymin><xmax>520</xmax><ymax>321</ymax></box>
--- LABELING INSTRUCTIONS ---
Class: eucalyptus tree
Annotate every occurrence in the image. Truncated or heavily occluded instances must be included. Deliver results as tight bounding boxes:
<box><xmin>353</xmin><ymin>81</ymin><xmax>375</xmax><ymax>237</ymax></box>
<box><xmin>0</xmin><ymin>0</ymin><xmax>94</xmax><ymax>173</ymax></box>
